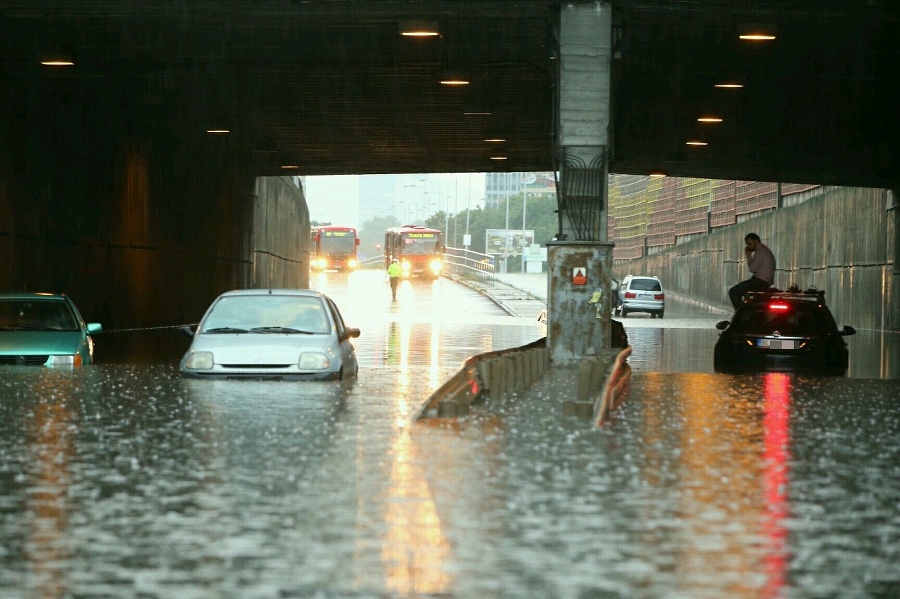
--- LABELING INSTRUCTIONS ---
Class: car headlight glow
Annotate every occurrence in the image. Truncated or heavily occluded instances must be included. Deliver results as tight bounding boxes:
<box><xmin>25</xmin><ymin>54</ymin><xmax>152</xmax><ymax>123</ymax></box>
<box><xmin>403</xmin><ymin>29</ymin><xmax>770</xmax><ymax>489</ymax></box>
<box><xmin>316</xmin><ymin>258</ymin><xmax>328</xmax><ymax>269</ymax></box>
<box><xmin>430</xmin><ymin>259</ymin><xmax>443</xmax><ymax>274</ymax></box>
<box><xmin>298</xmin><ymin>352</ymin><xmax>331</xmax><ymax>370</ymax></box>
<box><xmin>401</xmin><ymin>260</ymin><xmax>411</xmax><ymax>275</ymax></box>
<box><xmin>347</xmin><ymin>258</ymin><xmax>358</xmax><ymax>268</ymax></box>
<box><xmin>184</xmin><ymin>351</ymin><xmax>214</xmax><ymax>370</ymax></box>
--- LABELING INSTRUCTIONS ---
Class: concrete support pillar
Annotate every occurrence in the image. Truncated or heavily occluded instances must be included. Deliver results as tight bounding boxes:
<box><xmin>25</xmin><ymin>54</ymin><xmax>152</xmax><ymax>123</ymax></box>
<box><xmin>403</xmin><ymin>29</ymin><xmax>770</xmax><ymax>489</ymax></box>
<box><xmin>557</xmin><ymin>2</ymin><xmax>612</xmax><ymax>242</ymax></box>
<box><xmin>546</xmin><ymin>241</ymin><xmax>615</xmax><ymax>364</ymax></box>
<box><xmin>548</xmin><ymin>3</ymin><xmax>615</xmax><ymax>363</ymax></box>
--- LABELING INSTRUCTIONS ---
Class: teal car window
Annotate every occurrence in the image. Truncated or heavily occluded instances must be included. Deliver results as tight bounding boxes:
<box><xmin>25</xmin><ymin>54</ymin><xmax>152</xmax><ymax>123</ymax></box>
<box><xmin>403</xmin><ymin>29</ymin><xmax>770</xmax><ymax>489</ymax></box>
<box><xmin>0</xmin><ymin>299</ymin><xmax>78</xmax><ymax>331</ymax></box>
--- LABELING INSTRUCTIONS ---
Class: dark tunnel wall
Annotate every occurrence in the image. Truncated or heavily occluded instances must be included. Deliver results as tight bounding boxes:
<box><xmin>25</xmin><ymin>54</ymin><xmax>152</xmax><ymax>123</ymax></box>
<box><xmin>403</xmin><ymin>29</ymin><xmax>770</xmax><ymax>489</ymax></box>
<box><xmin>0</xmin><ymin>75</ymin><xmax>309</xmax><ymax>343</ymax></box>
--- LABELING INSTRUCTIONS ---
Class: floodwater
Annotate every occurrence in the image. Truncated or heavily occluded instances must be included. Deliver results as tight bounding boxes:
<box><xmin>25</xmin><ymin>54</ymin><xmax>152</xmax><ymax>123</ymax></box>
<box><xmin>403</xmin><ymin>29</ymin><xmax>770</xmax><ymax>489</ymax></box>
<box><xmin>0</xmin><ymin>270</ymin><xmax>897</xmax><ymax>598</ymax></box>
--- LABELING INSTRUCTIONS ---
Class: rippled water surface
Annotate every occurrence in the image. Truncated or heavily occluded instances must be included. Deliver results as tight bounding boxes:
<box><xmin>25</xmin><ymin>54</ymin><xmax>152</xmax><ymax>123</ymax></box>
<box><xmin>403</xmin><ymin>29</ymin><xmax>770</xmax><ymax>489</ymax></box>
<box><xmin>1</xmin><ymin>271</ymin><xmax>897</xmax><ymax>598</ymax></box>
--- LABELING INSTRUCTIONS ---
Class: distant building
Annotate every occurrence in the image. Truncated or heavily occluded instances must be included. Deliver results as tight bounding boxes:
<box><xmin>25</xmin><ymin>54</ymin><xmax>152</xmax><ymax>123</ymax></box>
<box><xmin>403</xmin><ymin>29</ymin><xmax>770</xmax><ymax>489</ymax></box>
<box><xmin>485</xmin><ymin>172</ymin><xmax>556</xmax><ymax>209</ymax></box>
<box><xmin>357</xmin><ymin>175</ymin><xmax>397</xmax><ymax>226</ymax></box>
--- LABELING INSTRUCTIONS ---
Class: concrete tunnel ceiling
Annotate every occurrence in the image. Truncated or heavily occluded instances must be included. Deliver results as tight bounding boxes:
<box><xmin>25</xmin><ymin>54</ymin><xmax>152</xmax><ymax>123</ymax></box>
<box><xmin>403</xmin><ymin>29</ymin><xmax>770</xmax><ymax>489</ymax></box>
<box><xmin>1</xmin><ymin>1</ymin><xmax>897</xmax><ymax>189</ymax></box>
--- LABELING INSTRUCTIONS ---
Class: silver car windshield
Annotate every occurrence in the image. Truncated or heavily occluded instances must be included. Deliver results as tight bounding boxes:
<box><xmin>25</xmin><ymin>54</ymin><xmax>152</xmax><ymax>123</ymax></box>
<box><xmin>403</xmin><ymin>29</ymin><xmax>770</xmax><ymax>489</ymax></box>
<box><xmin>201</xmin><ymin>295</ymin><xmax>331</xmax><ymax>334</ymax></box>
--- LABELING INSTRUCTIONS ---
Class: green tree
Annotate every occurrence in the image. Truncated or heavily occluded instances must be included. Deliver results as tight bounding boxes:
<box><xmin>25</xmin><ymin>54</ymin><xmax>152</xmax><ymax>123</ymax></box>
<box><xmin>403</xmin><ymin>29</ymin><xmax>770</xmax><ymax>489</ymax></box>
<box><xmin>440</xmin><ymin>193</ymin><xmax>558</xmax><ymax>270</ymax></box>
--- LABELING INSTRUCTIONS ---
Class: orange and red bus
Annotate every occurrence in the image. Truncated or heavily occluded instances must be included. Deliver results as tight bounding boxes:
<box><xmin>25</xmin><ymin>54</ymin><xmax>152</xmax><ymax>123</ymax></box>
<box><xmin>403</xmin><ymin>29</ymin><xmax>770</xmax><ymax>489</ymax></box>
<box><xmin>384</xmin><ymin>225</ymin><xmax>444</xmax><ymax>279</ymax></box>
<box><xmin>310</xmin><ymin>225</ymin><xmax>360</xmax><ymax>271</ymax></box>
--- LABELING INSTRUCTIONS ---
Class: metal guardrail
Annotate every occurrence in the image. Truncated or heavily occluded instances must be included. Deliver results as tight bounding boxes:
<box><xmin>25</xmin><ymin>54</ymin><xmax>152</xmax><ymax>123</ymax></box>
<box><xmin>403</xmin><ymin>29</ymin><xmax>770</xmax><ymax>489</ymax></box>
<box><xmin>356</xmin><ymin>247</ymin><xmax>496</xmax><ymax>283</ymax></box>
<box><xmin>355</xmin><ymin>255</ymin><xmax>385</xmax><ymax>269</ymax></box>
<box><xmin>442</xmin><ymin>246</ymin><xmax>496</xmax><ymax>286</ymax></box>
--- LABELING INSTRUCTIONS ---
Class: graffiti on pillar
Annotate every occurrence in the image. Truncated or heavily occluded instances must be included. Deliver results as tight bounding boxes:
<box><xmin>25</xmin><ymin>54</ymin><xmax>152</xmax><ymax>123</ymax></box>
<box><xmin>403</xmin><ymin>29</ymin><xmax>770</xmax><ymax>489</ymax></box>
<box><xmin>589</xmin><ymin>287</ymin><xmax>604</xmax><ymax>319</ymax></box>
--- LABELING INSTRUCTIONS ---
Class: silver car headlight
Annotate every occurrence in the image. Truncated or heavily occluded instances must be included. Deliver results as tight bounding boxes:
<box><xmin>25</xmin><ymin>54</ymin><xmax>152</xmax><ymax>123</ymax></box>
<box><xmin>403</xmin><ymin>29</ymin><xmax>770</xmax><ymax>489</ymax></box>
<box><xmin>430</xmin><ymin>259</ymin><xmax>443</xmax><ymax>274</ymax></box>
<box><xmin>298</xmin><ymin>352</ymin><xmax>331</xmax><ymax>370</ymax></box>
<box><xmin>347</xmin><ymin>259</ymin><xmax>358</xmax><ymax>268</ymax></box>
<box><xmin>184</xmin><ymin>351</ymin><xmax>214</xmax><ymax>370</ymax></box>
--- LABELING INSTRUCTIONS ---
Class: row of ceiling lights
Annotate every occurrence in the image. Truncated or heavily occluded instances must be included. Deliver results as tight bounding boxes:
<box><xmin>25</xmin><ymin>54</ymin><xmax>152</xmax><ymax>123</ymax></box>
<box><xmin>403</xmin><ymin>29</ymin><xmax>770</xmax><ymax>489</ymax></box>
<box><xmin>33</xmin><ymin>54</ymin><xmax>305</xmax><ymax>171</ymax></box>
<box><xmin>650</xmin><ymin>25</ymin><xmax>777</xmax><ymax>177</ymax></box>
<box><xmin>401</xmin><ymin>20</ymin><xmax>515</xmax><ymax>162</ymax></box>
<box><xmin>399</xmin><ymin>20</ymin><xmax>779</xmax><ymax>170</ymax></box>
<box><xmin>399</xmin><ymin>21</ymin><xmax>519</xmax><ymax>166</ymax></box>
<box><xmin>39</xmin><ymin>21</ymin><xmax>776</xmax><ymax>173</ymax></box>
<box><xmin>37</xmin><ymin>19</ymin><xmax>514</xmax><ymax>167</ymax></box>
<box><xmin>199</xmin><ymin>20</ymin><xmax>476</xmax><ymax>168</ymax></box>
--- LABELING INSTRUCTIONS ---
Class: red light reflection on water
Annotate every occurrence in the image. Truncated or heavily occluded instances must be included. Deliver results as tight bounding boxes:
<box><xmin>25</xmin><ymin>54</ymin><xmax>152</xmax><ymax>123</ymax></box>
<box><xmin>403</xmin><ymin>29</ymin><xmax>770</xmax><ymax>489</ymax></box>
<box><xmin>762</xmin><ymin>373</ymin><xmax>791</xmax><ymax>598</ymax></box>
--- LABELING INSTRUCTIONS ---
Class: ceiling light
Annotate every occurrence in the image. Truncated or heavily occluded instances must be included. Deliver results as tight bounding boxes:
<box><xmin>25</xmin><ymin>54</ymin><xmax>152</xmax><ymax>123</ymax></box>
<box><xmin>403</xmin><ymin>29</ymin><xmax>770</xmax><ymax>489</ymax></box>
<box><xmin>281</xmin><ymin>165</ymin><xmax>300</xmax><ymax>170</ymax></box>
<box><xmin>399</xmin><ymin>20</ymin><xmax>440</xmax><ymax>37</ymax></box>
<box><xmin>206</xmin><ymin>129</ymin><xmax>230</xmax><ymax>134</ymax></box>
<box><xmin>714</xmin><ymin>82</ymin><xmax>744</xmax><ymax>89</ymax></box>
<box><xmin>490</xmin><ymin>155</ymin><xmax>508</xmax><ymax>161</ymax></box>
<box><xmin>739</xmin><ymin>24</ymin><xmax>777</xmax><ymax>41</ymax></box>
<box><xmin>39</xmin><ymin>52</ymin><xmax>74</xmax><ymax>66</ymax></box>
<box><xmin>483</xmin><ymin>137</ymin><xmax>506</xmax><ymax>143</ymax></box>
<box><xmin>697</xmin><ymin>116</ymin><xmax>723</xmax><ymax>123</ymax></box>
<box><xmin>649</xmin><ymin>171</ymin><xmax>667</xmax><ymax>178</ymax></box>
<box><xmin>685</xmin><ymin>140</ymin><xmax>708</xmax><ymax>146</ymax></box>
<box><xmin>739</xmin><ymin>32</ymin><xmax>776</xmax><ymax>41</ymax></box>
<box><xmin>439</xmin><ymin>71</ymin><xmax>469</xmax><ymax>86</ymax></box>
<box><xmin>463</xmin><ymin>105</ymin><xmax>492</xmax><ymax>116</ymax></box>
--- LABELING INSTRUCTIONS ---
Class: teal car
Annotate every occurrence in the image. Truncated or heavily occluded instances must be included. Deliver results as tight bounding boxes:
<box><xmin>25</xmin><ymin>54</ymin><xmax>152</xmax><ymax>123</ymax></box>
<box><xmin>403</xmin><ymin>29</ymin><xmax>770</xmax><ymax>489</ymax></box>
<box><xmin>0</xmin><ymin>292</ymin><xmax>102</xmax><ymax>366</ymax></box>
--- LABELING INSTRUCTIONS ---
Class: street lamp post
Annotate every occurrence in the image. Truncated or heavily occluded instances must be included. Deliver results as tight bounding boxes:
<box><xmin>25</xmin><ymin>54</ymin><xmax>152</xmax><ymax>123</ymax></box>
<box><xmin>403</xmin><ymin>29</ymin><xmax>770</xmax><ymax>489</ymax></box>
<box><xmin>504</xmin><ymin>193</ymin><xmax>510</xmax><ymax>274</ymax></box>
<box><xmin>444</xmin><ymin>196</ymin><xmax>449</xmax><ymax>241</ymax></box>
<box><xmin>521</xmin><ymin>190</ymin><xmax>528</xmax><ymax>273</ymax></box>
<box><xmin>464</xmin><ymin>174</ymin><xmax>471</xmax><ymax>251</ymax></box>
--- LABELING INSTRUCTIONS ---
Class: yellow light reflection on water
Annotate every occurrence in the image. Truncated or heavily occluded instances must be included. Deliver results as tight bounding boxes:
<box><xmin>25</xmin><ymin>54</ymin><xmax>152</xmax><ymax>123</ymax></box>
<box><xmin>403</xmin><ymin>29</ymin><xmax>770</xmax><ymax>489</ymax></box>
<box><xmin>382</xmin><ymin>427</ymin><xmax>452</xmax><ymax>595</ymax></box>
<box><xmin>641</xmin><ymin>372</ymin><xmax>779</xmax><ymax>596</ymax></box>
<box><xmin>429</xmin><ymin>322</ymin><xmax>442</xmax><ymax>388</ymax></box>
<box><xmin>26</xmin><ymin>375</ymin><xmax>76</xmax><ymax>599</ymax></box>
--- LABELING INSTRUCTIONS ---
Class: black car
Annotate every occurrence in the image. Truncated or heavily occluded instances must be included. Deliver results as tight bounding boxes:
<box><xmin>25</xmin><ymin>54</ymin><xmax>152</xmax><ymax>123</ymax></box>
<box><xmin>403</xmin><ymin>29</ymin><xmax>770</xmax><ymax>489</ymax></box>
<box><xmin>713</xmin><ymin>287</ymin><xmax>856</xmax><ymax>374</ymax></box>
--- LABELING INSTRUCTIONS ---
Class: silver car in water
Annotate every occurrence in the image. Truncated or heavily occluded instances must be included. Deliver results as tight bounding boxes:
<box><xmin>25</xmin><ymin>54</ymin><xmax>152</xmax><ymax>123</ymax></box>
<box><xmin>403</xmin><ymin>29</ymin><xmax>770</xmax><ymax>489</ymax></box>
<box><xmin>616</xmin><ymin>275</ymin><xmax>666</xmax><ymax>318</ymax></box>
<box><xmin>179</xmin><ymin>289</ymin><xmax>360</xmax><ymax>381</ymax></box>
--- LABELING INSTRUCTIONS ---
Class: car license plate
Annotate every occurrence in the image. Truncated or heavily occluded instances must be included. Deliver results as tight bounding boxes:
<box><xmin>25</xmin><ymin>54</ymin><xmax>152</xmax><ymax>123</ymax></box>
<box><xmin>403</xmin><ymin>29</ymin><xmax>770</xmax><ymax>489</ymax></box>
<box><xmin>758</xmin><ymin>339</ymin><xmax>795</xmax><ymax>350</ymax></box>
<box><xmin>639</xmin><ymin>293</ymin><xmax>653</xmax><ymax>299</ymax></box>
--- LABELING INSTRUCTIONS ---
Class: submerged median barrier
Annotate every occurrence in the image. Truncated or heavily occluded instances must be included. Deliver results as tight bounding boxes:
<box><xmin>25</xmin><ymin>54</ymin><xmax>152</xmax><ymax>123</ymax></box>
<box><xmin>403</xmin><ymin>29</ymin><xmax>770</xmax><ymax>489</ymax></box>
<box><xmin>415</xmin><ymin>338</ymin><xmax>632</xmax><ymax>425</ymax></box>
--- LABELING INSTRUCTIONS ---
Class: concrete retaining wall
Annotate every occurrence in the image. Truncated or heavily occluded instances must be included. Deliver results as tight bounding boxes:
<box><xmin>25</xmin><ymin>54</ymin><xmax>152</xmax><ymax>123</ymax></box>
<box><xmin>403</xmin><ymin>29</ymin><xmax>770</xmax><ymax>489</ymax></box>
<box><xmin>1</xmin><ymin>75</ymin><xmax>311</xmax><ymax>332</ymax></box>
<box><xmin>252</xmin><ymin>177</ymin><xmax>309</xmax><ymax>291</ymax></box>
<box><xmin>612</xmin><ymin>187</ymin><xmax>897</xmax><ymax>331</ymax></box>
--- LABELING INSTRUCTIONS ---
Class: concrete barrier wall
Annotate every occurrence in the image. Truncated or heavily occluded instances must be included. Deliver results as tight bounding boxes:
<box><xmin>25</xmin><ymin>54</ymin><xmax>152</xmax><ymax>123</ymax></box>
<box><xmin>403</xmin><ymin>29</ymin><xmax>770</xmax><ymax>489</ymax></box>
<box><xmin>1</xmin><ymin>77</ymin><xmax>311</xmax><ymax>331</ymax></box>
<box><xmin>252</xmin><ymin>176</ymin><xmax>309</xmax><ymax>291</ymax></box>
<box><xmin>612</xmin><ymin>187</ymin><xmax>897</xmax><ymax>331</ymax></box>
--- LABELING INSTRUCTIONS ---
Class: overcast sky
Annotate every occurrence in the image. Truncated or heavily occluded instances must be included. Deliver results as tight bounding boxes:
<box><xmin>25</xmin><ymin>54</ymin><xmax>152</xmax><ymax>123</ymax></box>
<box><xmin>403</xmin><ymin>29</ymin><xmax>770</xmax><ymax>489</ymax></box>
<box><xmin>304</xmin><ymin>173</ymin><xmax>486</xmax><ymax>228</ymax></box>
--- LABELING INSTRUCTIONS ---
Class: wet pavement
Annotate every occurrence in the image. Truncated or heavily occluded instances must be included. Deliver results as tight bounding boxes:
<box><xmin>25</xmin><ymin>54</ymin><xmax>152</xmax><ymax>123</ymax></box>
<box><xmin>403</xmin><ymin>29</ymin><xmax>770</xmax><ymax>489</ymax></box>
<box><xmin>0</xmin><ymin>269</ymin><xmax>898</xmax><ymax>598</ymax></box>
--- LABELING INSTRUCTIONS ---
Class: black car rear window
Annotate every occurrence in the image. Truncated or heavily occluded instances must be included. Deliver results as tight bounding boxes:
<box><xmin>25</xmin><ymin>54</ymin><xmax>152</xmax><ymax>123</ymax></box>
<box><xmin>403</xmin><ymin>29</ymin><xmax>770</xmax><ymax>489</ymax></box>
<box><xmin>730</xmin><ymin>302</ymin><xmax>837</xmax><ymax>335</ymax></box>
<box><xmin>628</xmin><ymin>279</ymin><xmax>661</xmax><ymax>292</ymax></box>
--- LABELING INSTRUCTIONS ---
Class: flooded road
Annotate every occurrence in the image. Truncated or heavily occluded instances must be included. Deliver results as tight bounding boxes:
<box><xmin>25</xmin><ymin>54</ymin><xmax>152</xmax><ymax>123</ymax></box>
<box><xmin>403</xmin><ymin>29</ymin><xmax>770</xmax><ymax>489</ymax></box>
<box><xmin>1</xmin><ymin>270</ymin><xmax>897</xmax><ymax>598</ymax></box>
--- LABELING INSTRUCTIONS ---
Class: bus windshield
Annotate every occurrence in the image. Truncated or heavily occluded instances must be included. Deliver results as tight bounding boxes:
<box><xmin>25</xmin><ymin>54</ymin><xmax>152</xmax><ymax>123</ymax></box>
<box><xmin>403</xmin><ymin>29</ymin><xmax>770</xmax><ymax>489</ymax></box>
<box><xmin>320</xmin><ymin>231</ymin><xmax>356</xmax><ymax>253</ymax></box>
<box><xmin>401</xmin><ymin>233</ymin><xmax>441</xmax><ymax>255</ymax></box>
